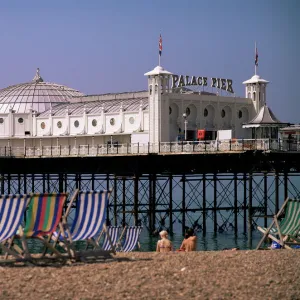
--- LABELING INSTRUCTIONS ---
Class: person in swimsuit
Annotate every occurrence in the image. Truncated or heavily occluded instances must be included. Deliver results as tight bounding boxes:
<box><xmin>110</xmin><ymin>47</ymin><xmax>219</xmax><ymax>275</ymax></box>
<box><xmin>156</xmin><ymin>230</ymin><xmax>173</xmax><ymax>252</ymax></box>
<box><xmin>180</xmin><ymin>228</ymin><xmax>197</xmax><ymax>252</ymax></box>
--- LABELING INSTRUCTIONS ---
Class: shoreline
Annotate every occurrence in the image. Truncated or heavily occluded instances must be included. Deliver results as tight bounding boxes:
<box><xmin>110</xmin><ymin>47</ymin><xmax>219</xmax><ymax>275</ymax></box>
<box><xmin>1</xmin><ymin>250</ymin><xmax>300</xmax><ymax>299</ymax></box>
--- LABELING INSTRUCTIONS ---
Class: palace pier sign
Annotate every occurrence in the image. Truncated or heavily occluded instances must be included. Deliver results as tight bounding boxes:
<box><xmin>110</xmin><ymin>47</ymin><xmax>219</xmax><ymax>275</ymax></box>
<box><xmin>171</xmin><ymin>74</ymin><xmax>234</xmax><ymax>93</ymax></box>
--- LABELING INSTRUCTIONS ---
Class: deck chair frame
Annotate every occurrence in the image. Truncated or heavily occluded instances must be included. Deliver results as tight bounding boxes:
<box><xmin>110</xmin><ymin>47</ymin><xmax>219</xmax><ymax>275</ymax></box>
<box><xmin>256</xmin><ymin>197</ymin><xmax>300</xmax><ymax>250</ymax></box>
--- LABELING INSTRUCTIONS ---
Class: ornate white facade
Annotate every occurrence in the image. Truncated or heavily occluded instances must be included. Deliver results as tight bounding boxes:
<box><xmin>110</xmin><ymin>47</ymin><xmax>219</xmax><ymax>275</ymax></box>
<box><xmin>0</xmin><ymin>66</ymin><xmax>271</xmax><ymax>150</ymax></box>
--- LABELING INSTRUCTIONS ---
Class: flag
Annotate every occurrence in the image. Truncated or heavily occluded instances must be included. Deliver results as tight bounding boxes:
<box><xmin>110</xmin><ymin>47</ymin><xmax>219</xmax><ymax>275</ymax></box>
<box><xmin>159</xmin><ymin>34</ymin><xmax>162</xmax><ymax>56</ymax></box>
<box><xmin>255</xmin><ymin>47</ymin><xmax>258</xmax><ymax>66</ymax></box>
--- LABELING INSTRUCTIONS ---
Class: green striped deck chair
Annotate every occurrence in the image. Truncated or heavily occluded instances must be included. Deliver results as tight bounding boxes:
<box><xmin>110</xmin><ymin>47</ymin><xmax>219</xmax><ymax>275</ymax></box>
<box><xmin>256</xmin><ymin>198</ymin><xmax>300</xmax><ymax>250</ymax></box>
<box><xmin>12</xmin><ymin>193</ymin><xmax>69</xmax><ymax>259</ymax></box>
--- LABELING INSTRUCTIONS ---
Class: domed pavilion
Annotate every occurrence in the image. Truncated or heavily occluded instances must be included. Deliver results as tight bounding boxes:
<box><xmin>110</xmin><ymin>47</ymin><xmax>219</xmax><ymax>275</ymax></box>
<box><xmin>0</xmin><ymin>68</ymin><xmax>83</xmax><ymax>114</ymax></box>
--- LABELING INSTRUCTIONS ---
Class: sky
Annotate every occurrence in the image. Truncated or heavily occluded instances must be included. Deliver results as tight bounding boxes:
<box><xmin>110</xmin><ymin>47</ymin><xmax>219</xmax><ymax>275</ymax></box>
<box><xmin>0</xmin><ymin>0</ymin><xmax>299</xmax><ymax>122</ymax></box>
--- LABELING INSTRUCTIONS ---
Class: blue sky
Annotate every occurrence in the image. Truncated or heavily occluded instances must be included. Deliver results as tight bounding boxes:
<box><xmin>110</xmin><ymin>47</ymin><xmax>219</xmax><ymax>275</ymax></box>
<box><xmin>0</xmin><ymin>0</ymin><xmax>299</xmax><ymax>122</ymax></box>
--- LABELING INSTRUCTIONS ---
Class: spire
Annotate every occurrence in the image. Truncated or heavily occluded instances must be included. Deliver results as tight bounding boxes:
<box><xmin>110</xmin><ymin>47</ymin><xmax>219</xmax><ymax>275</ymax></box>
<box><xmin>32</xmin><ymin>68</ymin><xmax>44</xmax><ymax>83</ymax></box>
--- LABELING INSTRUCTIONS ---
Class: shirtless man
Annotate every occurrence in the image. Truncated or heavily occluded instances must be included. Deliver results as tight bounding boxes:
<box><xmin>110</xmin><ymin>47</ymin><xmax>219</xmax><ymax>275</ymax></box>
<box><xmin>180</xmin><ymin>229</ymin><xmax>197</xmax><ymax>252</ymax></box>
<box><xmin>156</xmin><ymin>230</ymin><xmax>173</xmax><ymax>252</ymax></box>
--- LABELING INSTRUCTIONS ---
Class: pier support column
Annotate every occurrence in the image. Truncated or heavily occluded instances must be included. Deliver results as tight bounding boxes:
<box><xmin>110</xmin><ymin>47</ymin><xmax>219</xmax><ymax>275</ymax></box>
<box><xmin>58</xmin><ymin>173</ymin><xmax>64</xmax><ymax>192</ymax></box>
<box><xmin>284</xmin><ymin>171</ymin><xmax>288</xmax><ymax>200</ymax></box>
<box><xmin>169</xmin><ymin>174</ymin><xmax>173</xmax><ymax>234</ymax></box>
<box><xmin>202</xmin><ymin>174</ymin><xmax>206</xmax><ymax>235</ymax></box>
<box><xmin>31</xmin><ymin>174</ymin><xmax>34</xmax><ymax>192</ymax></box>
<box><xmin>122</xmin><ymin>178</ymin><xmax>126</xmax><ymax>227</ymax></box>
<box><xmin>182</xmin><ymin>174</ymin><xmax>186</xmax><ymax>235</ymax></box>
<box><xmin>275</xmin><ymin>172</ymin><xmax>279</xmax><ymax>214</ymax></box>
<box><xmin>1</xmin><ymin>174</ymin><xmax>4</xmax><ymax>194</ymax></box>
<box><xmin>24</xmin><ymin>174</ymin><xmax>27</xmax><ymax>194</ymax></box>
<box><xmin>149</xmin><ymin>174</ymin><xmax>156</xmax><ymax>234</ymax></box>
<box><xmin>243</xmin><ymin>173</ymin><xmax>247</xmax><ymax>233</ymax></box>
<box><xmin>91</xmin><ymin>173</ymin><xmax>95</xmax><ymax>190</ymax></box>
<box><xmin>134</xmin><ymin>175</ymin><xmax>139</xmax><ymax>226</ymax></box>
<box><xmin>264</xmin><ymin>173</ymin><xmax>268</xmax><ymax>228</ymax></box>
<box><xmin>17</xmin><ymin>174</ymin><xmax>21</xmax><ymax>194</ymax></box>
<box><xmin>213</xmin><ymin>173</ymin><xmax>217</xmax><ymax>232</ymax></box>
<box><xmin>42</xmin><ymin>174</ymin><xmax>46</xmax><ymax>193</ymax></box>
<box><xmin>248</xmin><ymin>173</ymin><xmax>253</xmax><ymax>248</ymax></box>
<box><xmin>234</xmin><ymin>173</ymin><xmax>238</xmax><ymax>234</ymax></box>
<box><xmin>114</xmin><ymin>176</ymin><xmax>117</xmax><ymax>226</ymax></box>
<box><xmin>106</xmin><ymin>174</ymin><xmax>110</xmax><ymax>225</ymax></box>
<box><xmin>7</xmin><ymin>174</ymin><xmax>10</xmax><ymax>193</ymax></box>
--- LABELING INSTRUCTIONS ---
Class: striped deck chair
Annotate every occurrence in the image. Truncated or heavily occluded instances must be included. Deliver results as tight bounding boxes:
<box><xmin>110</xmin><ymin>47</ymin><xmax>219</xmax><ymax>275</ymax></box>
<box><xmin>54</xmin><ymin>190</ymin><xmax>114</xmax><ymax>260</ymax></box>
<box><xmin>0</xmin><ymin>194</ymin><xmax>31</xmax><ymax>259</ymax></box>
<box><xmin>256</xmin><ymin>198</ymin><xmax>300</xmax><ymax>250</ymax></box>
<box><xmin>16</xmin><ymin>193</ymin><xmax>68</xmax><ymax>259</ymax></box>
<box><xmin>97</xmin><ymin>226</ymin><xmax>122</xmax><ymax>251</ymax></box>
<box><xmin>117</xmin><ymin>226</ymin><xmax>142</xmax><ymax>252</ymax></box>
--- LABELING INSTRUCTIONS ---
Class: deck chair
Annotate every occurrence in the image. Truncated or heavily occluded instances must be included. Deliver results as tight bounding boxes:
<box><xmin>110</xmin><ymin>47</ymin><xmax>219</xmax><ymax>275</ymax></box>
<box><xmin>97</xmin><ymin>226</ymin><xmax>122</xmax><ymax>251</ymax></box>
<box><xmin>2</xmin><ymin>193</ymin><xmax>68</xmax><ymax>262</ymax></box>
<box><xmin>117</xmin><ymin>226</ymin><xmax>142</xmax><ymax>252</ymax></box>
<box><xmin>256</xmin><ymin>198</ymin><xmax>300</xmax><ymax>250</ymax></box>
<box><xmin>53</xmin><ymin>190</ymin><xmax>114</xmax><ymax>261</ymax></box>
<box><xmin>0</xmin><ymin>194</ymin><xmax>31</xmax><ymax>260</ymax></box>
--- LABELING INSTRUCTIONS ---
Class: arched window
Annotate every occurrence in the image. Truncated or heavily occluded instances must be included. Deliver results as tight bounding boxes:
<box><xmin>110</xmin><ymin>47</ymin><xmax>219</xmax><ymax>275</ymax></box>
<box><xmin>253</xmin><ymin>92</ymin><xmax>256</xmax><ymax>101</ymax></box>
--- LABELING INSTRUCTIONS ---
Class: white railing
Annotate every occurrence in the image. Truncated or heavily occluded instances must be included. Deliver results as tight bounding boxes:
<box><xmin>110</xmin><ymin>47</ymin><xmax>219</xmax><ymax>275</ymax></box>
<box><xmin>1</xmin><ymin>139</ymin><xmax>299</xmax><ymax>158</ymax></box>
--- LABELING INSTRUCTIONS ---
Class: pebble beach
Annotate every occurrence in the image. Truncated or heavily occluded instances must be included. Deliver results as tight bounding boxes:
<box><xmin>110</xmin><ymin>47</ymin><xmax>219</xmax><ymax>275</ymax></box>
<box><xmin>1</xmin><ymin>250</ymin><xmax>300</xmax><ymax>299</ymax></box>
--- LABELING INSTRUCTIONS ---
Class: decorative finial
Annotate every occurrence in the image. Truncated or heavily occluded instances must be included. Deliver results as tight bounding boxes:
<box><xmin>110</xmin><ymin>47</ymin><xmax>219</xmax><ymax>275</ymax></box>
<box><xmin>32</xmin><ymin>68</ymin><xmax>44</xmax><ymax>83</ymax></box>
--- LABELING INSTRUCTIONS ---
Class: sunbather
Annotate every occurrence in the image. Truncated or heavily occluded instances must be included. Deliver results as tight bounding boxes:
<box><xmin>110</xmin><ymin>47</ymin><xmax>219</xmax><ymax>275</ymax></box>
<box><xmin>156</xmin><ymin>230</ymin><xmax>173</xmax><ymax>252</ymax></box>
<box><xmin>179</xmin><ymin>228</ymin><xmax>197</xmax><ymax>252</ymax></box>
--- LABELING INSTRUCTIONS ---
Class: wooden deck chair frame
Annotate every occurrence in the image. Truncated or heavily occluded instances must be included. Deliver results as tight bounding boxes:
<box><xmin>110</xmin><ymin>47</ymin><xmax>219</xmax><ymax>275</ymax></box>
<box><xmin>51</xmin><ymin>189</ymin><xmax>115</xmax><ymax>261</ymax></box>
<box><xmin>256</xmin><ymin>197</ymin><xmax>300</xmax><ymax>250</ymax></box>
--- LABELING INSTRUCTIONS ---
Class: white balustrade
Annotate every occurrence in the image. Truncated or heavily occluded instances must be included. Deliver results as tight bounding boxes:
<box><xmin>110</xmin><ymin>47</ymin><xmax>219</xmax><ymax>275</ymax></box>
<box><xmin>4</xmin><ymin>139</ymin><xmax>299</xmax><ymax>158</ymax></box>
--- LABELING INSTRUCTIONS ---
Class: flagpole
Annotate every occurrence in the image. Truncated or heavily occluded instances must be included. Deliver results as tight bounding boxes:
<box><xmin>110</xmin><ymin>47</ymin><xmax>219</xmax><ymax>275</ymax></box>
<box><xmin>255</xmin><ymin>41</ymin><xmax>257</xmax><ymax>75</ymax></box>
<box><xmin>158</xmin><ymin>34</ymin><xmax>162</xmax><ymax>67</ymax></box>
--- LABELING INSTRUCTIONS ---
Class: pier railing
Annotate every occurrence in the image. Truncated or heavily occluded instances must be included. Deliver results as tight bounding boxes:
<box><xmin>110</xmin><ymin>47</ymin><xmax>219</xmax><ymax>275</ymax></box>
<box><xmin>0</xmin><ymin>138</ymin><xmax>299</xmax><ymax>158</ymax></box>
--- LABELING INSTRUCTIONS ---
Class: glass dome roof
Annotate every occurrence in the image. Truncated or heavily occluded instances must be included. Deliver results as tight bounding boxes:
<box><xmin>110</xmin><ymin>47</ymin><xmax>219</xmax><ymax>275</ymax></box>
<box><xmin>0</xmin><ymin>68</ymin><xmax>84</xmax><ymax>114</ymax></box>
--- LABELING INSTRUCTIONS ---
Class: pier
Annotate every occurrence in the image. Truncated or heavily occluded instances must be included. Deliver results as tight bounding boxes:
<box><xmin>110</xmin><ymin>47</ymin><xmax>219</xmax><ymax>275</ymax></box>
<box><xmin>1</xmin><ymin>142</ymin><xmax>300</xmax><ymax>247</ymax></box>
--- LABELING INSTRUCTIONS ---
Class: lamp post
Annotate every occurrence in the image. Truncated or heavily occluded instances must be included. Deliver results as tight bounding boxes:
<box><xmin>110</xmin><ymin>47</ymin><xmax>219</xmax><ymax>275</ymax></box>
<box><xmin>182</xmin><ymin>113</ymin><xmax>188</xmax><ymax>141</ymax></box>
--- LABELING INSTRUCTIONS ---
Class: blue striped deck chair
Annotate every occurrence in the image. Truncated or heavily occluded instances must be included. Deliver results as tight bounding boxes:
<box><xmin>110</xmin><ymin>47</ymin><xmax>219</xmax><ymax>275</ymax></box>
<box><xmin>117</xmin><ymin>226</ymin><xmax>142</xmax><ymax>252</ymax></box>
<box><xmin>97</xmin><ymin>226</ymin><xmax>122</xmax><ymax>251</ymax></box>
<box><xmin>0</xmin><ymin>194</ymin><xmax>31</xmax><ymax>260</ymax></box>
<box><xmin>54</xmin><ymin>190</ymin><xmax>114</xmax><ymax>260</ymax></box>
<box><xmin>256</xmin><ymin>198</ymin><xmax>300</xmax><ymax>250</ymax></box>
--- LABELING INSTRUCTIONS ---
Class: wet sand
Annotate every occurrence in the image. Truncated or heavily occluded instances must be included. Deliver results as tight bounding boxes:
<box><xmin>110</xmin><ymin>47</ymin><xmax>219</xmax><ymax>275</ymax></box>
<box><xmin>0</xmin><ymin>250</ymin><xmax>300</xmax><ymax>299</ymax></box>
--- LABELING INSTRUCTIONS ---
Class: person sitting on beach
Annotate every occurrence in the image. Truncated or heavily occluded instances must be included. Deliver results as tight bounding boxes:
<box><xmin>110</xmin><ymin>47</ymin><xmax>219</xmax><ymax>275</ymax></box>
<box><xmin>156</xmin><ymin>230</ymin><xmax>173</xmax><ymax>252</ymax></box>
<box><xmin>179</xmin><ymin>228</ymin><xmax>197</xmax><ymax>252</ymax></box>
